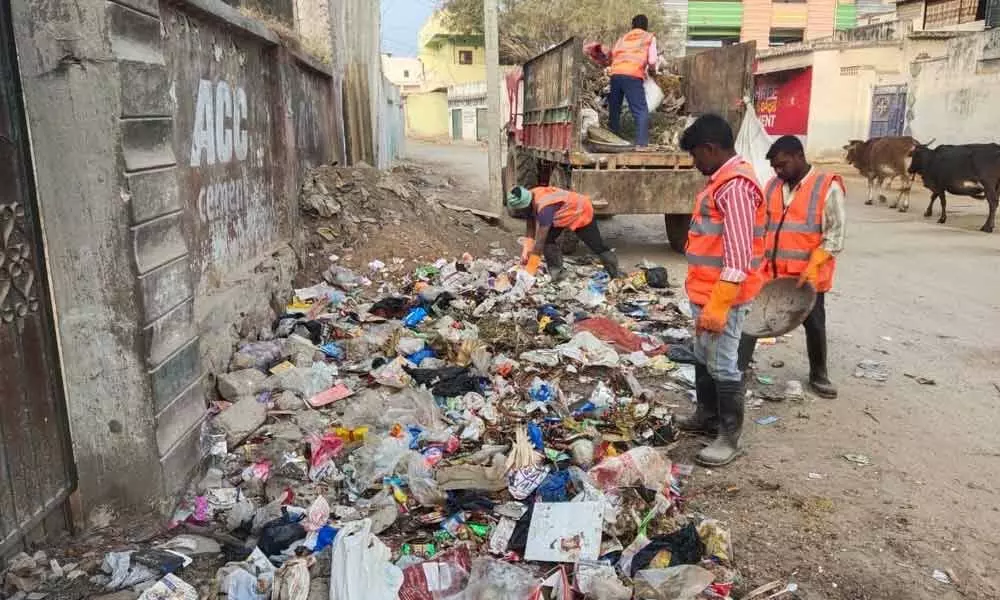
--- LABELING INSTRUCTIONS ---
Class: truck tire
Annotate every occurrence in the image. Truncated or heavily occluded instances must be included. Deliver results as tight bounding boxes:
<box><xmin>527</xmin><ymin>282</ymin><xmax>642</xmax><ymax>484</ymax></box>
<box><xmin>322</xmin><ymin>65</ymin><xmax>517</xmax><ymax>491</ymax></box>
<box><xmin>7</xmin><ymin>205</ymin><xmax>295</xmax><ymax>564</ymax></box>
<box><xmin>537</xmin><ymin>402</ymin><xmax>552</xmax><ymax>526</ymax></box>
<box><xmin>664</xmin><ymin>214</ymin><xmax>690</xmax><ymax>254</ymax></box>
<box><xmin>502</xmin><ymin>142</ymin><xmax>540</xmax><ymax>207</ymax></box>
<box><xmin>547</xmin><ymin>166</ymin><xmax>580</xmax><ymax>255</ymax></box>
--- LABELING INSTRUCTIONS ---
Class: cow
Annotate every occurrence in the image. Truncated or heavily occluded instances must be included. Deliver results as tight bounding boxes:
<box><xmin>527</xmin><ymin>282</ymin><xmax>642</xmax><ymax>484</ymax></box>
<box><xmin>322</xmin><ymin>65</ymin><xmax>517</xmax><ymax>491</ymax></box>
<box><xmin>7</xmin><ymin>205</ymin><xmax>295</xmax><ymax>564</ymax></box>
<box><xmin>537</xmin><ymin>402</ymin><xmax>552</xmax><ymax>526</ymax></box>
<box><xmin>843</xmin><ymin>136</ymin><xmax>917</xmax><ymax>211</ymax></box>
<box><xmin>908</xmin><ymin>142</ymin><xmax>1000</xmax><ymax>232</ymax></box>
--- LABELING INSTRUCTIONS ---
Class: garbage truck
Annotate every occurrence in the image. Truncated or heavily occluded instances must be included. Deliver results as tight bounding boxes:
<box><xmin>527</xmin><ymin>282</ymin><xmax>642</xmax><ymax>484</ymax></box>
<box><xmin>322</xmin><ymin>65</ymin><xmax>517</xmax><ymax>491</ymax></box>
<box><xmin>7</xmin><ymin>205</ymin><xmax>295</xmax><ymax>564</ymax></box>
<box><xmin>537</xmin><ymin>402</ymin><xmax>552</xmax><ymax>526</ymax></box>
<box><xmin>502</xmin><ymin>38</ymin><xmax>757</xmax><ymax>253</ymax></box>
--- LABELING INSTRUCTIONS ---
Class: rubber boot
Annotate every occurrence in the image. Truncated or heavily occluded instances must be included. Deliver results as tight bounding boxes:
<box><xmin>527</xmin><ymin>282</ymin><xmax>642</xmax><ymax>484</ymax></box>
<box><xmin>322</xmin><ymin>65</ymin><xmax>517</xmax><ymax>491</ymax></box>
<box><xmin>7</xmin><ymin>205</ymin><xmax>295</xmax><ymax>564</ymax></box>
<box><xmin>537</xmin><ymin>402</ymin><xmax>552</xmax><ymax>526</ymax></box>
<box><xmin>543</xmin><ymin>244</ymin><xmax>566</xmax><ymax>282</ymax></box>
<box><xmin>597</xmin><ymin>250</ymin><xmax>621</xmax><ymax>278</ymax></box>
<box><xmin>696</xmin><ymin>379</ymin><xmax>745</xmax><ymax>467</ymax></box>
<box><xmin>806</xmin><ymin>325</ymin><xmax>838</xmax><ymax>399</ymax></box>
<box><xmin>674</xmin><ymin>364</ymin><xmax>719</xmax><ymax>435</ymax></box>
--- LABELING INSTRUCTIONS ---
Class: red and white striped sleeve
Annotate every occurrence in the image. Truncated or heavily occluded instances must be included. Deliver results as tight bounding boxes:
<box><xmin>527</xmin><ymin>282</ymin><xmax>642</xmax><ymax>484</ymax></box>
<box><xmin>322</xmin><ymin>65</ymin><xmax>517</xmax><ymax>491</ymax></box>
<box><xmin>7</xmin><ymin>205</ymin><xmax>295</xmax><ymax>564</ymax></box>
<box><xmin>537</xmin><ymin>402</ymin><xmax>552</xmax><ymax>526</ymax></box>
<box><xmin>714</xmin><ymin>177</ymin><xmax>762</xmax><ymax>283</ymax></box>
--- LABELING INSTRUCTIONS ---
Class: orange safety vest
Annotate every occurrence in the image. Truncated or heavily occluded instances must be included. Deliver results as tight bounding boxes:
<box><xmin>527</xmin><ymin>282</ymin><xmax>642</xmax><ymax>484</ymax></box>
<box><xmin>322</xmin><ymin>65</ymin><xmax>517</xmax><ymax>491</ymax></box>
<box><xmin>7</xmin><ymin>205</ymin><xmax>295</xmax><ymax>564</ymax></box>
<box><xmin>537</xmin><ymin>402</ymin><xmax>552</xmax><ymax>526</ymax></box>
<box><xmin>685</xmin><ymin>159</ymin><xmax>767</xmax><ymax>306</ymax></box>
<box><xmin>610</xmin><ymin>29</ymin><xmax>653</xmax><ymax>79</ymax></box>
<box><xmin>762</xmin><ymin>171</ymin><xmax>841</xmax><ymax>292</ymax></box>
<box><xmin>532</xmin><ymin>186</ymin><xmax>594</xmax><ymax>231</ymax></box>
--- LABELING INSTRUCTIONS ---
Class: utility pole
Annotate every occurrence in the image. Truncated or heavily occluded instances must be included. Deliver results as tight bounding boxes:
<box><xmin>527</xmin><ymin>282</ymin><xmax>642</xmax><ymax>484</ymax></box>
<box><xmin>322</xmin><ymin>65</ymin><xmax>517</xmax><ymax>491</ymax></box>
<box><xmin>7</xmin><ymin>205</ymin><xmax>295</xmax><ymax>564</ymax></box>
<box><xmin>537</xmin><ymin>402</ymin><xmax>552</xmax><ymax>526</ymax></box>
<box><xmin>484</xmin><ymin>0</ymin><xmax>502</xmax><ymax>214</ymax></box>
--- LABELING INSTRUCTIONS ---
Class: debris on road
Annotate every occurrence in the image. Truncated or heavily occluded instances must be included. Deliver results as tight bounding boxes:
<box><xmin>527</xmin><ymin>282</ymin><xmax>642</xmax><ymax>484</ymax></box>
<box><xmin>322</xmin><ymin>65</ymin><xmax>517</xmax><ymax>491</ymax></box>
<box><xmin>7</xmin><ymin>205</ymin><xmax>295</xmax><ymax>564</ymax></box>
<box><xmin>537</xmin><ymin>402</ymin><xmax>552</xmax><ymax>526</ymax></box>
<box><xmin>843</xmin><ymin>453</ymin><xmax>873</xmax><ymax>466</ymax></box>
<box><xmin>904</xmin><ymin>373</ymin><xmax>937</xmax><ymax>385</ymax></box>
<box><xmin>854</xmin><ymin>359</ymin><xmax>890</xmax><ymax>382</ymax></box>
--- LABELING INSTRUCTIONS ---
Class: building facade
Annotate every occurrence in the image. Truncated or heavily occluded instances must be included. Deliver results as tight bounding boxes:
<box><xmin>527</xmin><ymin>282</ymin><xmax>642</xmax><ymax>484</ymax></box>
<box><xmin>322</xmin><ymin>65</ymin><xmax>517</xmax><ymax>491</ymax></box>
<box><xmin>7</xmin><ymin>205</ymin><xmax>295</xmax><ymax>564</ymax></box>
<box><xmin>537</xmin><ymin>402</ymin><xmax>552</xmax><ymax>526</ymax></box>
<box><xmin>403</xmin><ymin>11</ymin><xmax>487</xmax><ymax>139</ymax></box>
<box><xmin>417</xmin><ymin>12</ymin><xmax>486</xmax><ymax>88</ymax></box>
<box><xmin>685</xmin><ymin>0</ymin><xmax>885</xmax><ymax>49</ymax></box>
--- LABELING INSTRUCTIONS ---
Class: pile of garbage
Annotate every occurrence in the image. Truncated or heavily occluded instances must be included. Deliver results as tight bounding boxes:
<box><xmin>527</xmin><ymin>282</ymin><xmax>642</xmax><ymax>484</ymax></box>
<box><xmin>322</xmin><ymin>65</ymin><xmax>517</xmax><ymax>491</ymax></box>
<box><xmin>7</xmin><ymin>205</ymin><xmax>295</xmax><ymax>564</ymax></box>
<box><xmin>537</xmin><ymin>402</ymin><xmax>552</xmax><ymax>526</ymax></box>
<box><xmin>1</xmin><ymin>249</ymin><xmax>746</xmax><ymax>600</ymax></box>
<box><xmin>580</xmin><ymin>44</ymin><xmax>690</xmax><ymax>150</ymax></box>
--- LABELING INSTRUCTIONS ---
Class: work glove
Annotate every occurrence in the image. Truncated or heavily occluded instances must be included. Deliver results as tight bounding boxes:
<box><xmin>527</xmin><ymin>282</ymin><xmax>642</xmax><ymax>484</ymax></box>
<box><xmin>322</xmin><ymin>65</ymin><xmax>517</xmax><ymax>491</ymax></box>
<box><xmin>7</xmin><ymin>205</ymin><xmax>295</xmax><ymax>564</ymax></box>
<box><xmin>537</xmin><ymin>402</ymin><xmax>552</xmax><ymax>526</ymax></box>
<box><xmin>798</xmin><ymin>247</ymin><xmax>833</xmax><ymax>288</ymax></box>
<box><xmin>524</xmin><ymin>254</ymin><xmax>541</xmax><ymax>276</ymax></box>
<box><xmin>520</xmin><ymin>237</ymin><xmax>535</xmax><ymax>264</ymax></box>
<box><xmin>696</xmin><ymin>280</ymin><xmax>741</xmax><ymax>334</ymax></box>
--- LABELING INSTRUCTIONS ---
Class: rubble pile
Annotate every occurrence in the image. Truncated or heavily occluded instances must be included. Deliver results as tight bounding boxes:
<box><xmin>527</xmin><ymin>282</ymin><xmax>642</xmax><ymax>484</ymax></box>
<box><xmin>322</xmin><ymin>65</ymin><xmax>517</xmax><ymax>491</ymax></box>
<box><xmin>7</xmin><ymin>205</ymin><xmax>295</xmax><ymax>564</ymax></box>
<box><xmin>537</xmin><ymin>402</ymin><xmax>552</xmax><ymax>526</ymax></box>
<box><xmin>580</xmin><ymin>53</ymin><xmax>690</xmax><ymax>150</ymax></box>
<box><xmin>298</xmin><ymin>163</ymin><xmax>510</xmax><ymax>281</ymax></box>
<box><xmin>2</xmin><ymin>250</ymin><xmax>745</xmax><ymax>600</ymax></box>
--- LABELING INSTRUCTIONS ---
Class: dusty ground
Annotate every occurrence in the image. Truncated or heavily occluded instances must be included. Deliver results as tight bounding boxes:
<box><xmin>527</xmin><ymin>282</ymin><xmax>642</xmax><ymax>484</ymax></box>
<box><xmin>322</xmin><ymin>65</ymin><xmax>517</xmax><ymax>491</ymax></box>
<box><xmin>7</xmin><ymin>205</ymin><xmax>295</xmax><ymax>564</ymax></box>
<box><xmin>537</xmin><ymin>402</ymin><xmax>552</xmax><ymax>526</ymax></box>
<box><xmin>404</xmin><ymin>139</ymin><xmax>1000</xmax><ymax>600</ymax></box>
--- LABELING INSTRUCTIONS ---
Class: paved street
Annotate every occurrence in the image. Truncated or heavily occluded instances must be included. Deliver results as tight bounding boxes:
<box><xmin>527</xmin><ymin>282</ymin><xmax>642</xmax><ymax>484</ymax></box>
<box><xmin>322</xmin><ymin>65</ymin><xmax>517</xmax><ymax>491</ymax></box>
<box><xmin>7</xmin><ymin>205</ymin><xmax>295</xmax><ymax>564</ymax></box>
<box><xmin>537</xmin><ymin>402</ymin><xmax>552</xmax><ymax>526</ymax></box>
<box><xmin>404</xmin><ymin>138</ymin><xmax>1000</xmax><ymax>599</ymax></box>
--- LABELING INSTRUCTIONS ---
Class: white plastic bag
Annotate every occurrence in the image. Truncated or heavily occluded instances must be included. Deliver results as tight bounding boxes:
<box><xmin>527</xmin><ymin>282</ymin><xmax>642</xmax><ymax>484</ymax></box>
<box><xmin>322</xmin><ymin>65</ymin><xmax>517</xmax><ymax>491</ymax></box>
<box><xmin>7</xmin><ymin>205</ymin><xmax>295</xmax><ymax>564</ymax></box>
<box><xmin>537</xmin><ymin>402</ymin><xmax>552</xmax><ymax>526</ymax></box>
<box><xmin>329</xmin><ymin>519</ymin><xmax>402</xmax><ymax>600</ymax></box>
<box><xmin>624</xmin><ymin>78</ymin><xmax>665</xmax><ymax>114</ymax></box>
<box><xmin>735</xmin><ymin>97</ymin><xmax>775</xmax><ymax>185</ymax></box>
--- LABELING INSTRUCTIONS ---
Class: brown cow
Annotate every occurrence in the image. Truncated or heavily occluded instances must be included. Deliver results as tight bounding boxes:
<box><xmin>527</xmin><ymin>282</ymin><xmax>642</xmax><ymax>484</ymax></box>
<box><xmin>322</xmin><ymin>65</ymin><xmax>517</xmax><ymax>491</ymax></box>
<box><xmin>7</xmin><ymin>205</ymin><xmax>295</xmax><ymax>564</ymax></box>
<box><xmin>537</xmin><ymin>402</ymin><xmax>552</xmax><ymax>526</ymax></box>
<box><xmin>843</xmin><ymin>136</ymin><xmax>917</xmax><ymax>211</ymax></box>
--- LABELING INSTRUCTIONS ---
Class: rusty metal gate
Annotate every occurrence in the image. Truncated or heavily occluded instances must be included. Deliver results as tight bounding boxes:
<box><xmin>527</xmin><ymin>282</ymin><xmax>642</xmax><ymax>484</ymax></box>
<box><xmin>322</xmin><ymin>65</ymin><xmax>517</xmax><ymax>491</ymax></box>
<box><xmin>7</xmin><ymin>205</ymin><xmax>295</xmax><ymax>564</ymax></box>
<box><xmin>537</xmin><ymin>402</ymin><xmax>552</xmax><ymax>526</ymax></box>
<box><xmin>868</xmin><ymin>84</ymin><xmax>907</xmax><ymax>138</ymax></box>
<box><xmin>0</xmin><ymin>2</ymin><xmax>76</xmax><ymax>558</ymax></box>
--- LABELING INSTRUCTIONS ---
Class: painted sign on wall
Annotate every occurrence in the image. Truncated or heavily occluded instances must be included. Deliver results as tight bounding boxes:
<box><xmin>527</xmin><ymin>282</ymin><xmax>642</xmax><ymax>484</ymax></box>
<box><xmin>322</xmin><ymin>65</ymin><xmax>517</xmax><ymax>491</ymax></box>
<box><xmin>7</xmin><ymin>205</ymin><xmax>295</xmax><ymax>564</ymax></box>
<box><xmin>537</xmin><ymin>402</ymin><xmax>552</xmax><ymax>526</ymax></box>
<box><xmin>754</xmin><ymin>67</ymin><xmax>813</xmax><ymax>136</ymax></box>
<box><xmin>165</xmin><ymin>7</ymin><xmax>279</xmax><ymax>281</ymax></box>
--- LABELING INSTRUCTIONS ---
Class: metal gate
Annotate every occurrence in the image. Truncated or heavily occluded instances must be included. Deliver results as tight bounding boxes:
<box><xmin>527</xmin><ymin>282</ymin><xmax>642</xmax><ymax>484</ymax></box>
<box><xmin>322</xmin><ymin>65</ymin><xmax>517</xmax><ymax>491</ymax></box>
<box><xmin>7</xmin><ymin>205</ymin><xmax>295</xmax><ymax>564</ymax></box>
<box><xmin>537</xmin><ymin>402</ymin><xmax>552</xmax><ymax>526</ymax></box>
<box><xmin>0</xmin><ymin>2</ymin><xmax>75</xmax><ymax>558</ymax></box>
<box><xmin>868</xmin><ymin>85</ymin><xmax>907</xmax><ymax>138</ymax></box>
<box><xmin>450</xmin><ymin>109</ymin><xmax>462</xmax><ymax>140</ymax></box>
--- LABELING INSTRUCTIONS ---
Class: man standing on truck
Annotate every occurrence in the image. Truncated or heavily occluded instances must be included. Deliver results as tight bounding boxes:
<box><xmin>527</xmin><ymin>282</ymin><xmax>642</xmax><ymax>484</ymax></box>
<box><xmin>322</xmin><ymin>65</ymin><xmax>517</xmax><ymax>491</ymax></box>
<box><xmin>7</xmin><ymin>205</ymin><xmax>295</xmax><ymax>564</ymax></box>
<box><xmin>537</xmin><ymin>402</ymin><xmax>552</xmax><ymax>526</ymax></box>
<box><xmin>674</xmin><ymin>114</ymin><xmax>767</xmax><ymax>467</ymax></box>
<box><xmin>505</xmin><ymin>184</ymin><xmax>621</xmax><ymax>281</ymax></box>
<box><xmin>737</xmin><ymin>135</ymin><xmax>846</xmax><ymax>399</ymax></box>
<box><xmin>608</xmin><ymin>14</ymin><xmax>657</xmax><ymax>150</ymax></box>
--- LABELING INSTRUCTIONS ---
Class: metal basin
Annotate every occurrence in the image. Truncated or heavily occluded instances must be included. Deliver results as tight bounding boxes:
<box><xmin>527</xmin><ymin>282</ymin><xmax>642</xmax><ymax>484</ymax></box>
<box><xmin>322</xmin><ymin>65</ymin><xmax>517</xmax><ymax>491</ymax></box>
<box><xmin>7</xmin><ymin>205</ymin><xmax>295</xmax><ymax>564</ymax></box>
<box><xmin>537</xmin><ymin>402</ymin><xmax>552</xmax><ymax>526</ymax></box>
<box><xmin>743</xmin><ymin>277</ymin><xmax>817</xmax><ymax>338</ymax></box>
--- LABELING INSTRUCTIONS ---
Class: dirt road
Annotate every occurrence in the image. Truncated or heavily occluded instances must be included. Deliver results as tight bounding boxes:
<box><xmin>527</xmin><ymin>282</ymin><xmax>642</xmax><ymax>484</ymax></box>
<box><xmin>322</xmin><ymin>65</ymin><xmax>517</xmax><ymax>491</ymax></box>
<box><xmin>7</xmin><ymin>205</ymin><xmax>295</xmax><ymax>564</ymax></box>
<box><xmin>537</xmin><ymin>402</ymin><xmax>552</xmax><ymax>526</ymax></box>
<box><xmin>404</xmin><ymin>140</ymin><xmax>1000</xmax><ymax>599</ymax></box>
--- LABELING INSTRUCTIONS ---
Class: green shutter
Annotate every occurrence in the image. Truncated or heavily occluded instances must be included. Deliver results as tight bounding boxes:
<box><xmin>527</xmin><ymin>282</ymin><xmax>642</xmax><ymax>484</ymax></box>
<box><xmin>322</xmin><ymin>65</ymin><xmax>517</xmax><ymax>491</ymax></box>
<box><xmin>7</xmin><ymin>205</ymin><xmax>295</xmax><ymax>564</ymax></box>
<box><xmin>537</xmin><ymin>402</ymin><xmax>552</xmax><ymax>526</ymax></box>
<box><xmin>835</xmin><ymin>3</ymin><xmax>858</xmax><ymax>30</ymax></box>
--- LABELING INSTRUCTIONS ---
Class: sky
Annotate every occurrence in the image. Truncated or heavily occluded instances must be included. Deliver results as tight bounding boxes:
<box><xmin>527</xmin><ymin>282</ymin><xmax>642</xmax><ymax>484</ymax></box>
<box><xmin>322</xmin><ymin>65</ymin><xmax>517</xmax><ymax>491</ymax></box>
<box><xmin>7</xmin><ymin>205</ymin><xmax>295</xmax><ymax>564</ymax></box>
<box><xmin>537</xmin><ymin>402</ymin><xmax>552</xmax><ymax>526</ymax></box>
<box><xmin>381</xmin><ymin>0</ymin><xmax>438</xmax><ymax>56</ymax></box>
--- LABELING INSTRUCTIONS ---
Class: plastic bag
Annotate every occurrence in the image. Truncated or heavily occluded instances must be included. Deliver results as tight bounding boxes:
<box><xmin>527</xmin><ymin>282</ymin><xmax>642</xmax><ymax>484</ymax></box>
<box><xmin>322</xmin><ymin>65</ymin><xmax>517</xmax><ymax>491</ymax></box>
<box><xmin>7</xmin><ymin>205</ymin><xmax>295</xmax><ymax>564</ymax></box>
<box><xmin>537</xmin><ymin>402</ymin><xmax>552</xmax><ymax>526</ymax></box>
<box><xmin>406</xmin><ymin>452</ymin><xmax>446</xmax><ymax>506</ymax></box>
<box><xmin>397</xmin><ymin>547</ymin><xmax>471</xmax><ymax>600</ymax></box>
<box><xmin>258</xmin><ymin>508</ymin><xmax>307</xmax><ymax>557</ymax></box>
<box><xmin>454</xmin><ymin>557</ymin><xmax>536</xmax><ymax>600</ymax></box>
<box><xmin>329</xmin><ymin>519</ymin><xmax>403</xmax><ymax>600</ymax></box>
<box><xmin>218</xmin><ymin>548</ymin><xmax>275</xmax><ymax>600</ymax></box>
<box><xmin>734</xmin><ymin>97</ymin><xmax>775</xmax><ymax>186</ymax></box>
<box><xmin>273</xmin><ymin>556</ymin><xmax>314</xmax><ymax>600</ymax></box>
<box><xmin>588</xmin><ymin>446</ymin><xmax>672</xmax><ymax>493</ymax></box>
<box><xmin>575</xmin><ymin>317</ymin><xmax>666</xmax><ymax>355</ymax></box>
<box><xmin>556</xmin><ymin>331</ymin><xmax>619</xmax><ymax>368</ymax></box>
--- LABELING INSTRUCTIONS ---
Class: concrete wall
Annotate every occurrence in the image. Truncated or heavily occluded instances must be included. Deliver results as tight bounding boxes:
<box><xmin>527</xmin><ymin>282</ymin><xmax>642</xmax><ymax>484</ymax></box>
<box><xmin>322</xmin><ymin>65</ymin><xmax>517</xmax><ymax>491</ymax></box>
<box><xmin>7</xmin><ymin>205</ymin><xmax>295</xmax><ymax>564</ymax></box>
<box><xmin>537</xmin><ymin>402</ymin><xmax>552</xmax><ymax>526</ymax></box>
<box><xmin>806</xmin><ymin>45</ymin><xmax>906</xmax><ymax>158</ymax></box>
<box><xmin>13</xmin><ymin>0</ymin><xmax>339</xmax><ymax>522</ymax></box>
<box><xmin>907</xmin><ymin>29</ymin><xmax>1000</xmax><ymax>142</ymax></box>
<box><xmin>405</xmin><ymin>91</ymin><xmax>450</xmax><ymax>139</ymax></box>
<box><xmin>382</xmin><ymin>55</ymin><xmax>424</xmax><ymax>87</ymax></box>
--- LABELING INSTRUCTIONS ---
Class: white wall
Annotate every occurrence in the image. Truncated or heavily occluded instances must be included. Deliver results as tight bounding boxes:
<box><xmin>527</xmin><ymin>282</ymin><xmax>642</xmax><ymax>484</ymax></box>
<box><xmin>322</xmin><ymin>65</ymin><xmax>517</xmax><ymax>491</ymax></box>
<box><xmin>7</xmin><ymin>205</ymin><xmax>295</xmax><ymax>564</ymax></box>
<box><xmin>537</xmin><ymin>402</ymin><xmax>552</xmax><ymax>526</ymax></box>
<box><xmin>907</xmin><ymin>29</ymin><xmax>1000</xmax><ymax>144</ymax></box>
<box><xmin>804</xmin><ymin>45</ymin><xmax>907</xmax><ymax>159</ymax></box>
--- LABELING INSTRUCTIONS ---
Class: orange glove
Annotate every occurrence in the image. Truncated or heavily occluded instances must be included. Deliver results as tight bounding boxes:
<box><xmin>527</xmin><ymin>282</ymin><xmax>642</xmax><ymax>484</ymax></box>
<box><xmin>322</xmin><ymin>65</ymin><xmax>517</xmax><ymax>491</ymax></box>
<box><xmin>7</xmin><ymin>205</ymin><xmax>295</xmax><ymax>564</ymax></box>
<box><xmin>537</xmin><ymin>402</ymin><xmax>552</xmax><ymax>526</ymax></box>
<box><xmin>524</xmin><ymin>254</ymin><xmax>541</xmax><ymax>276</ymax></box>
<box><xmin>798</xmin><ymin>247</ymin><xmax>832</xmax><ymax>288</ymax></box>
<box><xmin>520</xmin><ymin>237</ymin><xmax>535</xmax><ymax>264</ymax></box>
<box><xmin>696</xmin><ymin>281</ymin><xmax>740</xmax><ymax>333</ymax></box>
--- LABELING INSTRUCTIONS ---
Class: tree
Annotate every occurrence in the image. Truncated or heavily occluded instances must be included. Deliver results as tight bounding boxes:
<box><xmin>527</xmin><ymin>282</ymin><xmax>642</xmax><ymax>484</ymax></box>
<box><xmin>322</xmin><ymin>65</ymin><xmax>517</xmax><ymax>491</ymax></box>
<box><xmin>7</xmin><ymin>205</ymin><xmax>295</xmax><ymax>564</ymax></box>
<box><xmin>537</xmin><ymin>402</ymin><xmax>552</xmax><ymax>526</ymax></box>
<box><xmin>439</xmin><ymin>0</ymin><xmax>668</xmax><ymax>64</ymax></box>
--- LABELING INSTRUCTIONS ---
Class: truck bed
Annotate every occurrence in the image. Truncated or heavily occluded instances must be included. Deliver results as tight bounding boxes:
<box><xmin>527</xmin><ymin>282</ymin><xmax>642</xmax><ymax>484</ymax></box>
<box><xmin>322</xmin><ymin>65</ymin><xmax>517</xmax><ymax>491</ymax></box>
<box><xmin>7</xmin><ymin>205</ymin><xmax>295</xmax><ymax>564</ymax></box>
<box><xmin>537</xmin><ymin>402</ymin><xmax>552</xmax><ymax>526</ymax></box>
<box><xmin>518</xmin><ymin>38</ymin><xmax>754</xmax><ymax>157</ymax></box>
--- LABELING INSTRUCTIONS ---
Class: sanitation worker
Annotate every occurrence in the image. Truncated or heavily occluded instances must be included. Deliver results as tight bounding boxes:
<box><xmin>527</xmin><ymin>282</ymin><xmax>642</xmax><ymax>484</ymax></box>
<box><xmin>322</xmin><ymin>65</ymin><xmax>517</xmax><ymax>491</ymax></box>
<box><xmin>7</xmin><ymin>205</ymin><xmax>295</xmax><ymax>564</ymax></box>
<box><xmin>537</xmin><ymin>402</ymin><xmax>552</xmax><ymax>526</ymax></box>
<box><xmin>607</xmin><ymin>14</ymin><xmax>658</xmax><ymax>150</ymax></box>
<box><xmin>673</xmin><ymin>114</ymin><xmax>767</xmax><ymax>467</ymax></box>
<box><xmin>737</xmin><ymin>135</ymin><xmax>846</xmax><ymax>398</ymax></box>
<box><xmin>505</xmin><ymin>184</ymin><xmax>620</xmax><ymax>281</ymax></box>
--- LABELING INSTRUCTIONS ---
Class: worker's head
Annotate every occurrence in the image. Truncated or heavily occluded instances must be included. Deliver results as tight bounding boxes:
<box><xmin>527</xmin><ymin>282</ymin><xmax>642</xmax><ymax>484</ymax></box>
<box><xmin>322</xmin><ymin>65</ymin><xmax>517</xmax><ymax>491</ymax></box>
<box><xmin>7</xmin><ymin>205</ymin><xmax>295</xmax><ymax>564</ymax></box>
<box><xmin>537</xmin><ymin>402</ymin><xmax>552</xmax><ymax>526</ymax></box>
<box><xmin>767</xmin><ymin>135</ymin><xmax>808</xmax><ymax>183</ymax></box>
<box><xmin>680</xmin><ymin>114</ymin><xmax>736</xmax><ymax>176</ymax></box>
<box><xmin>631</xmin><ymin>14</ymin><xmax>649</xmax><ymax>30</ymax></box>
<box><xmin>505</xmin><ymin>185</ymin><xmax>533</xmax><ymax>218</ymax></box>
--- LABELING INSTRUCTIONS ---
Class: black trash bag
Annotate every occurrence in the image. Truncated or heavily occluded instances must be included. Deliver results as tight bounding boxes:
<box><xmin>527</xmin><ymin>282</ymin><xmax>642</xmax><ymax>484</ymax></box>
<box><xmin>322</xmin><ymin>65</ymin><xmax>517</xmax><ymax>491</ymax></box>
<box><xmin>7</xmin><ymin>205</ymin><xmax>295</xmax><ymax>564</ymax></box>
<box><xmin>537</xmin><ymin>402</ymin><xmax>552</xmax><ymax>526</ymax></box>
<box><xmin>506</xmin><ymin>503</ymin><xmax>535</xmax><ymax>554</ymax></box>
<box><xmin>644</xmin><ymin>267</ymin><xmax>669</xmax><ymax>289</ymax></box>
<box><xmin>629</xmin><ymin>522</ymin><xmax>705</xmax><ymax>576</ymax></box>
<box><xmin>371</xmin><ymin>297</ymin><xmax>412</xmax><ymax>319</ymax></box>
<box><xmin>404</xmin><ymin>366</ymin><xmax>484</xmax><ymax>397</ymax></box>
<box><xmin>446</xmin><ymin>490</ymin><xmax>496</xmax><ymax>514</ymax></box>
<box><xmin>258</xmin><ymin>507</ymin><xmax>307</xmax><ymax>557</ymax></box>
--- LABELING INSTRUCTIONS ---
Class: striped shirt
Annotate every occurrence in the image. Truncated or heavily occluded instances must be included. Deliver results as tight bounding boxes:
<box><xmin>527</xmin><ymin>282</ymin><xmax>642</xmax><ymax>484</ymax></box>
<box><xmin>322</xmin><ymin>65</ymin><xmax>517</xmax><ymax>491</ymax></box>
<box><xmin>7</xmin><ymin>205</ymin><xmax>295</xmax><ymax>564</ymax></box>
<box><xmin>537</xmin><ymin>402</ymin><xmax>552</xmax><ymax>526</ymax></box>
<box><xmin>711</xmin><ymin>156</ymin><xmax>764</xmax><ymax>283</ymax></box>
